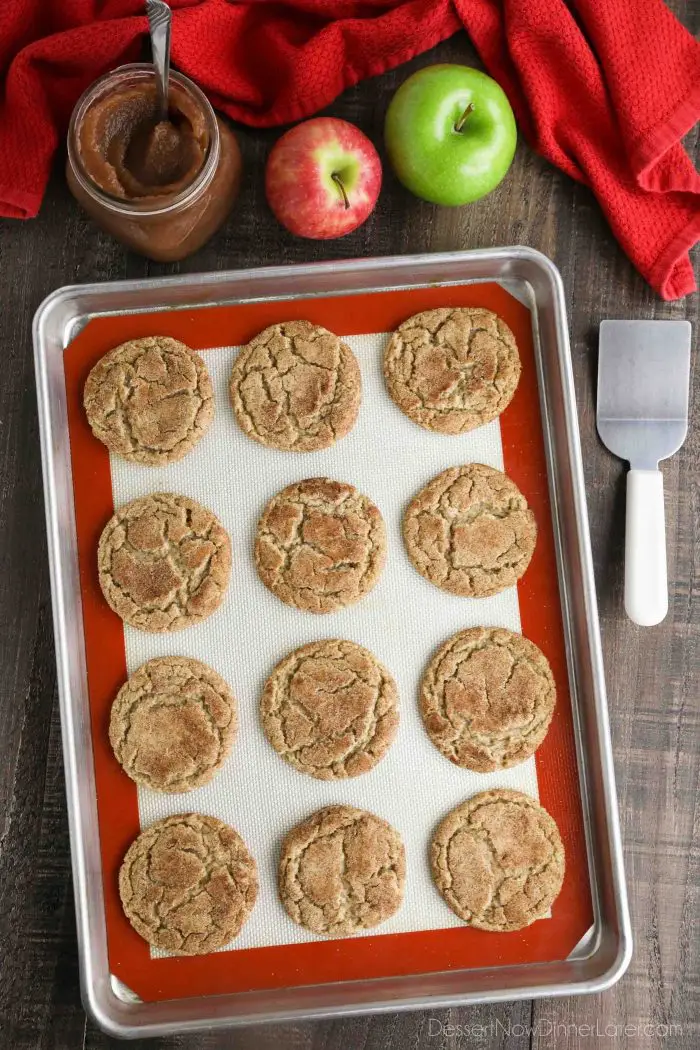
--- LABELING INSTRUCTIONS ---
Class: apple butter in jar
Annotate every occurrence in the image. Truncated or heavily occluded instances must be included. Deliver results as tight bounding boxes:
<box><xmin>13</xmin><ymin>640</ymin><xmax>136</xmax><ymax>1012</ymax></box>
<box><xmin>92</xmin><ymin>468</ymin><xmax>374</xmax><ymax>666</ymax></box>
<box><xmin>66</xmin><ymin>64</ymin><xmax>242</xmax><ymax>261</ymax></box>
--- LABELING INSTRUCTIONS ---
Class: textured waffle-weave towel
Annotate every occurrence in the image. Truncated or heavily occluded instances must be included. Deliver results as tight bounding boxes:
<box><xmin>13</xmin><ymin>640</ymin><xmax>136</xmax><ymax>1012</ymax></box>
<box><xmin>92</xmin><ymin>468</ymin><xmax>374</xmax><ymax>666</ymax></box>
<box><xmin>0</xmin><ymin>0</ymin><xmax>698</xmax><ymax>298</ymax></box>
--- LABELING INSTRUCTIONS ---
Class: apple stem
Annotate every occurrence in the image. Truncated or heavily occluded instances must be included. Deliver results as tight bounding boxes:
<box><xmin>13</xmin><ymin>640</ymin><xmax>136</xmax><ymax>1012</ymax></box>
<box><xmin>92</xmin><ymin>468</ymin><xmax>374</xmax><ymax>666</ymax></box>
<box><xmin>454</xmin><ymin>102</ymin><xmax>475</xmax><ymax>133</ymax></box>
<box><xmin>331</xmin><ymin>172</ymin><xmax>350</xmax><ymax>210</ymax></box>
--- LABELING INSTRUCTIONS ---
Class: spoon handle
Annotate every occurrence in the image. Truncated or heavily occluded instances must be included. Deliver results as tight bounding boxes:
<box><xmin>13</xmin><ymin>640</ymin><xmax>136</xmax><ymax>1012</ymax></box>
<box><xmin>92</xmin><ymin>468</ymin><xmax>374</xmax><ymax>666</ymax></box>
<box><xmin>146</xmin><ymin>0</ymin><xmax>172</xmax><ymax>120</ymax></box>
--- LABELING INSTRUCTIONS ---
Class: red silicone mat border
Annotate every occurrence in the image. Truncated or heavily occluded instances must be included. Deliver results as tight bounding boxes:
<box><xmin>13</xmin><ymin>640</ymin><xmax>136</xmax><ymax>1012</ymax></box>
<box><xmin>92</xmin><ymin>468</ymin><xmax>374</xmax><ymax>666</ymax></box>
<box><xmin>64</xmin><ymin>282</ymin><xmax>592</xmax><ymax>1003</ymax></box>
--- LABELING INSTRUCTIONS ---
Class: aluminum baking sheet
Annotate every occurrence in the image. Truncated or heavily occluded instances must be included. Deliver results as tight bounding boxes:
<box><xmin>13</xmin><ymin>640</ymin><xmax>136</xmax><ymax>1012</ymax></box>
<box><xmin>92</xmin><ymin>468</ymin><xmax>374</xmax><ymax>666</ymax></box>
<box><xmin>33</xmin><ymin>249</ymin><xmax>631</xmax><ymax>1038</ymax></box>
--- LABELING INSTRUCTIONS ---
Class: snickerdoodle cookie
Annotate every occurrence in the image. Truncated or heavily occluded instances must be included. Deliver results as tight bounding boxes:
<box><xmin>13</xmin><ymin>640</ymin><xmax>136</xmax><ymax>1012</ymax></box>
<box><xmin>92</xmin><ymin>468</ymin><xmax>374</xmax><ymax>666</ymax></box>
<box><xmin>420</xmin><ymin>628</ymin><xmax>555</xmax><ymax>772</ymax></box>
<box><xmin>430</xmin><ymin>789</ymin><xmax>565</xmax><ymax>931</ymax></box>
<box><xmin>119</xmin><ymin>814</ymin><xmax>258</xmax><ymax>955</ymax></box>
<box><xmin>279</xmin><ymin>805</ymin><xmax>405</xmax><ymax>936</ymax></box>
<box><xmin>255</xmin><ymin>478</ymin><xmax>386</xmax><ymax>613</ymax></box>
<box><xmin>384</xmin><ymin>308</ymin><xmax>521</xmax><ymax>433</ymax></box>
<box><xmin>261</xmin><ymin>640</ymin><xmax>398</xmax><ymax>779</ymax></box>
<box><xmin>84</xmin><ymin>336</ymin><xmax>214</xmax><ymax>464</ymax></box>
<box><xmin>98</xmin><ymin>492</ymin><xmax>231</xmax><ymax>632</ymax></box>
<box><xmin>109</xmin><ymin>657</ymin><xmax>237</xmax><ymax>792</ymax></box>
<box><xmin>229</xmin><ymin>321</ymin><xmax>361</xmax><ymax>451</ymax></box>
<box><xmin>403</xmin><ymin>464</ymin><xmax>536</xmax><ymax>597</ymax></box>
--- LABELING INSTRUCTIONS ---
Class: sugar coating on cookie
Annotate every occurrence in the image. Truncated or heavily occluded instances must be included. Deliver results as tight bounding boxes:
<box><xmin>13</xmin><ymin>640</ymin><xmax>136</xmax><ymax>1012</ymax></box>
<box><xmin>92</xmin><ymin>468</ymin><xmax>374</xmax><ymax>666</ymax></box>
<box><xmin>403</xmin><ymin>463</ymin><xmax>536</xmax><ymax>597</ymax></box>
<box><xmin>431</xmin><ymin>789</ymin><xmax>565</xmax><ymax>931</ymax></box>
<box><xmin>255</xmin><ymin>478</ymin><xmax>386</xmax><ymax>613</ymax></box>
<box><xmin>109</xmin><ymin>657</ymin><xmax>237</xmax><ymax>792</ymax></box>
<box><xmin>119</xmin><ymin>813</ymin><xmax>258</xmax><ymax>955</ymax></box>
<box><xmin>421</xmin><ymin>628</ymin><xmax>556</xmax><ymax>772</ymax></box>
<box><xmin>229</xmin><ymin>321</ymin><xmax>361</xmax><ymax>452</ymax></box>
<box><xmin>384</xmin><ymin>307</ymin><xmax>521</xmax><ymax>433</ymax></box>
<box><xmin>261</xmin><ymin>640</ymin><xmax>398</xmax><ymax>779</ymax></box>
<box><xmin>83</xmin><ymin>336</ymin><xmax>214</xmax><ymax>465</ymax></box>
<box><xmin>279</xmin><ymin>805</ymin><xmax>405</xmax><ymax>936</ymax></box>
<box><xmin>98</xmin><ymin>492</ymin><xmax>231</xmax><ymax>632</ymax></box>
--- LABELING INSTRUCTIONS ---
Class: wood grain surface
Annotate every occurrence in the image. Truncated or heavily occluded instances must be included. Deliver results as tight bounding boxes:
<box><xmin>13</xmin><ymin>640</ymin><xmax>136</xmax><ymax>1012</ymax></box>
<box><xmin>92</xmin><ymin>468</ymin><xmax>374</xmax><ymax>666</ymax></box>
<box><xmin>0</xmin><ymin>11</ymin><xmax>698</xmax><ymax>1050</ymax></box>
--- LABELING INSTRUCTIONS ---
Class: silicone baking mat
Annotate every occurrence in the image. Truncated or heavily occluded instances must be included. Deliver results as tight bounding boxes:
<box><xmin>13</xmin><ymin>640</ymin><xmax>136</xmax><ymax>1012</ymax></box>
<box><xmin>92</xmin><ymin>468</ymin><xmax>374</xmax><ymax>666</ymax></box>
<box><xmin>64</xmin><ymin>282</ymin><xmax>593</xmax><ymax>1003</ymax></box>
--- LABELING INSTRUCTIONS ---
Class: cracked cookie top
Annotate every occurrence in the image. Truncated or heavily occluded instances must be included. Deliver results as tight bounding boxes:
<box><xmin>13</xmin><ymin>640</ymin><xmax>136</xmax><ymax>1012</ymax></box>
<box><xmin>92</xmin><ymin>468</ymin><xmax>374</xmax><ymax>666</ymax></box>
<box><xmin>430</xmin><ymin>789</ymin><xmax>565</xmax><ymax>931</ymax></box>
<box><xmin>403</xmin><ymin>464</ymin><xmax>536</xmax><ymax>598</ymax></box>
<box><xmin>279</xmin><ymin>805</ymin><xmax>405</xmax><ymax>936</ymax></box>
<box><xmin>119</xmin><ymin>813</ymin><xmax>258</xmax><ymax>954</ymax></box>
<box><xmin>229</xmin><ymin>321</ymin><xmax>361</xmax><ymax>452</ymax></box>
<box><xmin>384</xmin><ymin>308</ymin><xmax>521</xmax><ymax>434</ymax></box>
<box><xmin>109</xmin><ymin>656</ymin><xmax>237</xmax><ymax>792</ymax></box>
<box><xmin>261</xmin><ymin>640</ymin><xmax>399</xmax><ymax>780</ymax></box>
<box><xmin>84</xmin><ymin>336</ymin><xmax>214</xmax><ymax>465</ymax></box>
<box><xmin>254</xmin><ymin>478</ymin><xmax>386</xmax><ymax>613</ymax></box>
<box><xmin>98</xmin><ymin>492</ymin><xmax>231</xmax><ymax>632</ymax></box>
<box><xmin>421</xmin><ymin>628</ymin><xmax>555</xmax><ymax>772</ymax></box>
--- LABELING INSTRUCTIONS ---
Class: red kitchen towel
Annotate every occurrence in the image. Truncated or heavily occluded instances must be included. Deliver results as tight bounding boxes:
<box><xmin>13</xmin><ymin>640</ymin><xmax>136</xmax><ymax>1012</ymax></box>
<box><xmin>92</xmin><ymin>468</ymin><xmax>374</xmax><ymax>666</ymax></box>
<box><xmin>1</xmin><ymin>0</ymin><xmax>698</xmax><ymax>299</ymax></box>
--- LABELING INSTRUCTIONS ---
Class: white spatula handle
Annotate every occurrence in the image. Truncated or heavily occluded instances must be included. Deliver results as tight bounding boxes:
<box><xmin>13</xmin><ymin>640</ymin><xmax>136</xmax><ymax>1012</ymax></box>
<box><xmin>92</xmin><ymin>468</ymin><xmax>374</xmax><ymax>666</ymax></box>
<box><xmin>624</xmin><ymin>468</ymin><xmax>668</xmax><ymax>626</ymax></box>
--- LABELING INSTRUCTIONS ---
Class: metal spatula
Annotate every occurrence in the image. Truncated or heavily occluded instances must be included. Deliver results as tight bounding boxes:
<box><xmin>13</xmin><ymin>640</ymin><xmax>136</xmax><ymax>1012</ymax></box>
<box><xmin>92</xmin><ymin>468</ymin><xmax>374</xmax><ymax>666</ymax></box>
<box><xmin>597</xmin><ymin>320</ymin><xmax>691</xmax><ymax>627</ymax></box>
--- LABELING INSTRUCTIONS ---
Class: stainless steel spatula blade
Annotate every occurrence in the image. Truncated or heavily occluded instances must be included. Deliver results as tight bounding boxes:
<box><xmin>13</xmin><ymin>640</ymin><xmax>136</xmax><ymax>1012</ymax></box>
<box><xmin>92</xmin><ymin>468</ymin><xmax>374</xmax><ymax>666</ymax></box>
<box><xmin>597</xmin><ymin>320</ymin><xmax>691</xmax><ymax>626</ymax></box>
<box><xmin>597</xmin><ymin>321</ymin><xmax>691</xmax><ymax>468</ymax></box>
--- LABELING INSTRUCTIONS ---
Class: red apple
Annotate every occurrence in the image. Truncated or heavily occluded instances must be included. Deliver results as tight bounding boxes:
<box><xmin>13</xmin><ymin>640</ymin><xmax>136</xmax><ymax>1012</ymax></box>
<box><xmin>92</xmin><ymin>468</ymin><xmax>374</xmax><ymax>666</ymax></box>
<box><xmin>265</xmin><ymin>118</ymin><xmax>382</xmax><ymax>239</ymax></box>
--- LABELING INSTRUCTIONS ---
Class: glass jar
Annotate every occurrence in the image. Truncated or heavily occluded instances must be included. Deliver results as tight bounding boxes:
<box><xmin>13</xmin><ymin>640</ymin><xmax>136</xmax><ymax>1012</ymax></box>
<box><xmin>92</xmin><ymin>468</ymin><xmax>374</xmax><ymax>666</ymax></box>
<box><xmin>66</xmin><ymin>64</ymin><xmax>242</xmax><ymax>261</ymax></box>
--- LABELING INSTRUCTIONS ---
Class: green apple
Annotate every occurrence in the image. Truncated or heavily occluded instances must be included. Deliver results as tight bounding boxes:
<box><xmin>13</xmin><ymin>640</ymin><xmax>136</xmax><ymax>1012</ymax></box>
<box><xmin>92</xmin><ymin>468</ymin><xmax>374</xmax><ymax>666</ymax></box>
<box><xmin>385</xmin><ymin>64</ymin><xmax>517</xmax><ymax>206</ymax></box>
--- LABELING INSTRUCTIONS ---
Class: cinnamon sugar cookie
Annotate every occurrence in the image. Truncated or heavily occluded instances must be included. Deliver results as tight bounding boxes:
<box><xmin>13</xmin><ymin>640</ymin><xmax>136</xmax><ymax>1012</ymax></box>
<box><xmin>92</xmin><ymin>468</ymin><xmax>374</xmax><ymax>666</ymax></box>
<box><xmin>84</xmin><ymin>336</ymin><xmax>213</xmax><ymax>464</ymax></box>
<box><xmin>109</xmin><ymin>657</ymin><xmax>237</xmax><ymax>792</ymax></box>
<box><xmin>261</xmin><ymin>640</ymin><xmax>398</xmax><ymax>779</ymax></box>
<box><xmin>119</xmin><ymin>814</ymin><xmax>257</xmax><ymax>955</ymax></box>
<box><xmin>279</xmin><ymin>805</ymin><xmax>405</xmax><ymax>936</ymax></box>
<box><xmin>403</xmin><ymin>464</ymin><xmax>536</xmax><ymax>597</ymax></box>
<box><xmin>421</xmin><ymin>628</ymin><xmax>555</xmax><ymax>772</ymax></box>
<box><xmin>230</xmin><ymin>321</ymin><xmax>361</xmax><ymax>451</ymax></box>
<box><xmin>98</xmin><ymin>492</ymin><xmax>231</xmax><ymax>631</ymax></box>
<box><xmin>384</xmin><ymin>308</ymin><xmax>520</xmax><ymax>433</ymax></box>
<box><xmin>255</xmin><ymin>478</ymin><xmax>386</xmax><ymax>613</ymax></box>
<box><xmin>430</xmin><ymin>789</ymin><xmax>565</xmax><ymax>931</ymax></box>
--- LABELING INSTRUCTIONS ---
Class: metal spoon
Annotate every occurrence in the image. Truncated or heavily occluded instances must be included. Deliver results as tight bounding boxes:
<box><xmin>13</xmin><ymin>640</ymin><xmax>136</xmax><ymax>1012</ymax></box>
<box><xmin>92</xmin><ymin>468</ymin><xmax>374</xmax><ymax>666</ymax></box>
<box><xmin>146</xmin><ymin>0</ymin><xmax>172</xmax><ymax>121</ymax></box>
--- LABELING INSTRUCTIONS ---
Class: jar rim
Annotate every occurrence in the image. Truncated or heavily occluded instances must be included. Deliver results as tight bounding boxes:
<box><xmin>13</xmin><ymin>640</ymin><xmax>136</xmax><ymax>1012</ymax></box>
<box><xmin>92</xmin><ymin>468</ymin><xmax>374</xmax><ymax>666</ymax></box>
<box><xmin>67</xmin><ymin>63</ymin><xmax>220</xmax><ymax>218</ymax></box>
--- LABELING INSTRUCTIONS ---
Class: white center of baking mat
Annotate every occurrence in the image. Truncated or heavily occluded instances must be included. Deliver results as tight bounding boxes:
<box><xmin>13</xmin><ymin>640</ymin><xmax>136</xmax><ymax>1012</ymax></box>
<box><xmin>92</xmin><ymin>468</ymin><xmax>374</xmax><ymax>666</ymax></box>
<box><xmin>109</xmin><ymin>331</ymin><xmax>541</xmax><ymax>954</ymax></box>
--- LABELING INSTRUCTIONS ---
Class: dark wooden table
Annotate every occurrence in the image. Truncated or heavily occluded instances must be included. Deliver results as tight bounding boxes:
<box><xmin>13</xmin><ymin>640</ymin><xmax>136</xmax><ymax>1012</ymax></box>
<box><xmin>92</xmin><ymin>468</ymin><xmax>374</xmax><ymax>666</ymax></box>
<box><xmin>1</xmin><ymin>14</ymin><xmax>698</xmax><ymax>1050</ymax></box>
